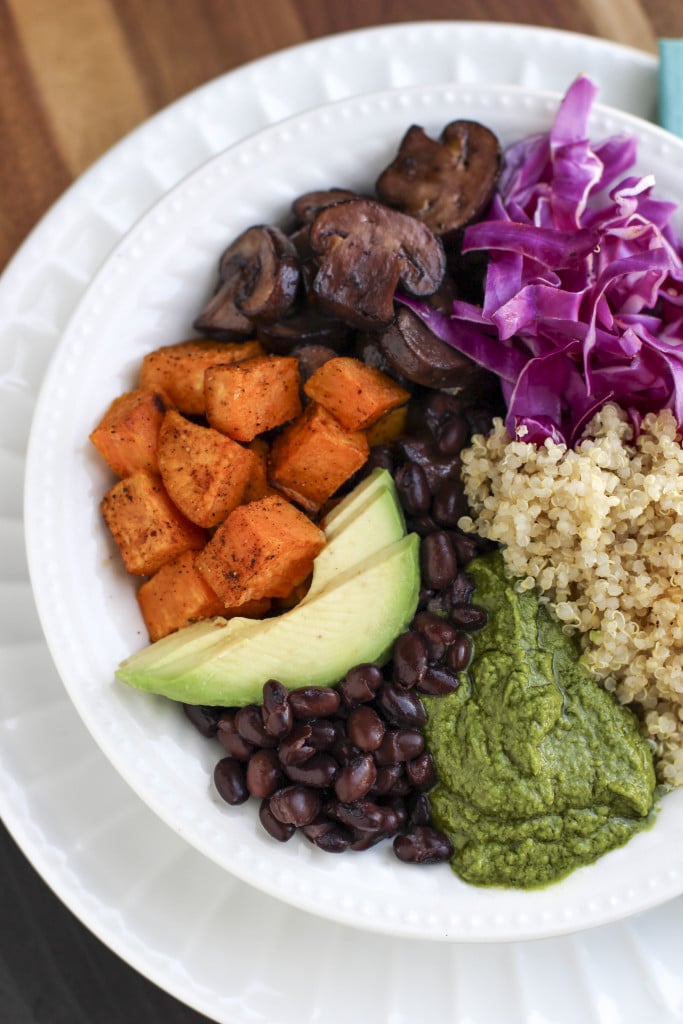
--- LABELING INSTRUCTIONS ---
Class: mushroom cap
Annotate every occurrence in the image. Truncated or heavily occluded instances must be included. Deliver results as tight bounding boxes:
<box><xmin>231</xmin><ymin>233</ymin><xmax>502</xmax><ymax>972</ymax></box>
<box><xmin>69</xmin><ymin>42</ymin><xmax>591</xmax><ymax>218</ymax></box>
<box><xmin>309</xmin><ymin>198</ymin><xmax>446</xmax><ymax>329</ymax></box>
<box><xmin>375</xmin><ymin>120</ymin><xmax>501</xmax><ymax>240</ymax></box>
<box><xmin>194</xmin><ymin>225</ymin><xmax>300</xmax><ymax>337</ymax></box>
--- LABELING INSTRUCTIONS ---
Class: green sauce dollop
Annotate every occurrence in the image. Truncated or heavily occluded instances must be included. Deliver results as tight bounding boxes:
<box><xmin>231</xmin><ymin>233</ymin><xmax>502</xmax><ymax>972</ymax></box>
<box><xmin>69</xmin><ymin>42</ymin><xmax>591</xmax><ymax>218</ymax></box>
<box><xmin>425</xmin><ymin>551</ymin><xmax>657</xmax><ymax>888</ymax></box>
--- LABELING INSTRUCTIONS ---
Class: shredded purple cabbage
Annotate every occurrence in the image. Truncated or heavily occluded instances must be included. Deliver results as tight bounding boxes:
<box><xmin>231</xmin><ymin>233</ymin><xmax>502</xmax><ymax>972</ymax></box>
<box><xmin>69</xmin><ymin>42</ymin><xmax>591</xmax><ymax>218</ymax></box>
<box><xmin>401</xmin><ymin>75</ymin><xmax>683</xmax><ymax>446</ymax></box>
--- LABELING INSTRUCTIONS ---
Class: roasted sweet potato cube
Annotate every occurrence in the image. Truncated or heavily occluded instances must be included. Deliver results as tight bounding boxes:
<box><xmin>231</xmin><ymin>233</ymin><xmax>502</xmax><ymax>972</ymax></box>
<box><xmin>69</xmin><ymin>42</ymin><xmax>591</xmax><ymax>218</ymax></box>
<box><xmin>365</xmin><ymin>403</ymin><xmax>408</xmax><ymax>446</ymax></box>
<box><xmin>242</xmin><ymin>437</ymin><xmax>274</xmax><ymax>503</ymax></box>
<box><xmin>204</xmin><ymin>354</ymin><xmax>302</xmax><ymax>442</ymax></box>
<box><xmin>137</xmin><ymin>550</ymin><xmax>272</xmax><ymax>640</ymax></box>
<box><xmin>303</xmin><ymin>356</ymin><xmax>410</xmax><ymax>430</ymax></box>
<box><xmin>137</xmin><ymin>550</ymin><xmax>226</xmax><ymax>641</ymax></box>
<box><xmin>268</xmin><ymin>403</ymin><xmax>369</xmax><ymax>512</ymax></box>
<box><xmin>196</xmin><ymin>494</ymin><xmax>325</xmax><ymax>607</ymax></box>
<box><xmin>157</xmin><ymin>409</ymin><xmax>260</xmax><ymax>528</ymax></box>
<box><xmin>101</xmin><ymin>472</ymin><xmax>205</xmax><ymax>576</ymax></box>
<box><xmin>89</xmin><ymin>388</ymin><xmax>167</xmax><ymax>478</ymax></box>
<box><xmin>139</xmin><ymin>339</ymin><xmax>264</xmax><ymax>415</ymax></box>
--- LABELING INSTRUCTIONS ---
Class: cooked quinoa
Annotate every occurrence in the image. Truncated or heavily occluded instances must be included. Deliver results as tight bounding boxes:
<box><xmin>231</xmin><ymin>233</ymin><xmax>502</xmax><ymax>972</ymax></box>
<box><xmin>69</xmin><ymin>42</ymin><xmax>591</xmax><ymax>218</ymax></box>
<box><xmin>459</xmin><ymin>402</ymin><xmax>683</xmax><ymax>785</ymax></box>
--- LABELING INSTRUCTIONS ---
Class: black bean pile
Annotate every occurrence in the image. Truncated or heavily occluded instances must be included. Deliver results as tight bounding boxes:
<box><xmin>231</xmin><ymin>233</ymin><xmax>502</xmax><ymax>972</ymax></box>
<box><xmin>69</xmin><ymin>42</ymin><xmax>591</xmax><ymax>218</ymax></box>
<box><xmin>184</xmin><ymin>386</ymin><xmax>498</xmax><ymax>865</ymax></box>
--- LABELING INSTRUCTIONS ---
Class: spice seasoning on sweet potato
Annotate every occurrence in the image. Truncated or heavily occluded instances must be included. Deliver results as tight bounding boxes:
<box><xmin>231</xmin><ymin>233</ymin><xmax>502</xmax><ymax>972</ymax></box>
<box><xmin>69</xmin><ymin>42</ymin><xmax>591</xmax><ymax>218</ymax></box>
<box><xmin>89</xmin><ymin>388</ymin><xmax>167</xmax><ymax>478</ymax></box>
<box><xmin>101</xmin><ymin>472</ymin><xmax>206</xmax><ymax>576</ymax></box>
<box><xmin>139</xmin><ymin>339</ymin><xmax>264</xmax><ymax>416</ymax></box>
<box><xmin>204</xmin><ymin>354</ymin><xmax>302</xmax><ymax>442</ymax></box>
<box><xmin>157</xmin><ymin>409</ymin><xmax>261</xmax><ymax>528</ymax></box>
<box><xmin>137</xmin><ymin>550</ymin><xmax>226</xmax><ymax>641</ymax></box>
<box><xmin>304</xmin><ymin>356</ymin><xmax>410</xmax><ymax>431</ymax></box>
<box><xmin>269</xmin><ymin>402</ymin><xmax>369</xmax><ymax>512</ymax></box>
<box><xmin>195</xmin><ymin>494</ymin><xmax>325</xmax><ymax>607</ymax></box>
<box><xmin>137</xmin><ymin>549</ymin><xmax>272</xmax><ymax>641</ymax></box>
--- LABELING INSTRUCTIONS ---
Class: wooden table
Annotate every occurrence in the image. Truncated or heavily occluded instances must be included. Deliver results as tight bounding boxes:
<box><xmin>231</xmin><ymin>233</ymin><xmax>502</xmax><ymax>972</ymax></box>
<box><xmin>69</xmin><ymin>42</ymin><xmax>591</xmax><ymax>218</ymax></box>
<box><xmin>1</xmin><ymin>2</ymin><xmax>681</xmax><ymax>1022</ymax></box>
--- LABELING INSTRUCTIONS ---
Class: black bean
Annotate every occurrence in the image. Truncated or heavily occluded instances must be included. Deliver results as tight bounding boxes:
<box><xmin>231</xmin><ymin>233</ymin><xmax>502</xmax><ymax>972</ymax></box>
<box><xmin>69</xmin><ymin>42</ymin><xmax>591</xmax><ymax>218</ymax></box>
<box><xmin>412</xmin><ymin>611</ymin><xmax>458</xmax><ymax>662</ymax></box>
<box><xmin>374</xmin><ymin>683</ymin><xmax>426</xmax><ymax>729</ymax></box>
<box><xmin>406</xmin><ymin>792</ymin><xmax>432</xmax><ymax>826</ymax></box>
<box><xmin>347</xmin><ymin>705</ymin><xmax>385</xmax><ymax>751</ymax></box>
<box><xmin>405</xmin><ymin>752</ymin><xmax>438</xmax><ymax>790</ymax></box>
<box><xmin>371</xmin><ymin>763</ymin><xmax>404</xmax><ymax>797</ymax></box>
<box><xmin>328</xmin><ymin>799</ymin><xmax>386</xmax><ymax>832</ymax></box>
<box><xmin>334</xmin><ymin>753</ymin><xmax>377</xmax><ymax>803</ymax></box>
<box><xmin>447</xmin><ymin>632</ymin><xmax>473</xmax><ymax>672</ymax></box>
<box><xmin>214</xmin><ymin>757</ymin><xmax>249</xmax><ymax>805</ymax></box>
<box><xmin>183</xmin><ymin>704</ymin><xmax>220</xmax><ymax>738</ymax></box>
<box><xmin>246</xmin><ymin>748</ymin><xmax>284</xmax><ymax>799</ymax></box>
<box><xmin>451</xmin><ymin>535</ymin><xmax>479</xmax><ymax>567</ymax></box>
<box><xmin>363</xmin><ymin>444</ymin><xmax>395</xmax><ymax>475</ymax></box>
<box><xmin>284</xmin><ymin>753</ymin><xmax>339</xmax><ymax>788</ymax></box>
<box><xmin>269</xmin><ymin>785</ymin><xmax>322</xmax><ymax>826</ymax></box>
<box><xmin>392</xmin><ymin>630</ymin><xmax>428</xmax><ymax>689</ymax></box>
<box><xmin>393</xmin><ymin>827</ymin><xmax>454</xmax><ymax>864</ymax></box>
<box><xmin>259</xmin><ymin>799</ymin><xmax>296</xmax><ymax>842</ymax></box>
<box><xmin>308</xmin><ymin>719</ymin><xmax>338</xmax><ymax>751</ymax></box>
<box><xmin>261</xmin><ymin>679</ymin><xmax>293</xmax><ymax>739</ymax></box>
<box><xmin>423</xmin><ymin>391</ymin><xmax>464</xmax><ymax>433</ymax></box>
<box><xmin>302</xmin><ymin>819</ymin><xmax>352</xmax><ymax>853</ymax></box>
<box><xmin>418</xmin><ymin>665</ymin><xmax>461</xmax><ymax>696</ymax></box>
<box><xmin>338</xmin><ymin>663</ymin><xmax>383</xmax><ymax>705</ymax></box>
<box><xmin>446</xmin><ymin>571</ymin><xmax>475</xmax><ymax>605</ymax></box>
<box><xmin>289</xmin><ymin>686</ymin><xmax>341</xmax><ymax>719</ymax></box>
<box><xmin>408</xmin><ymin>515</ymin><xmax>439</xmax><ymax>537</ymax></box>
<box><xmin>395</xmin><ymin>461</ymin><xmax>431</xmax><ymax>515</ymax></box>
<box><xmin>374</xmin><ymin>729</ymin><xmax>425</xmax><ymax>765</ymax></box>
<box><xmin>397</xmin><ymin>438</ymin><xmax>455</xmax><ymax>493</ymax></box>
<box><xmin>432</xmin><ymin>478</ymin><xmax>468</xmax><ymax>528</ymax></box>
<box><xmin>435</xmin><ymin>415</ymin><xmax>469</xmax><ymax>455</ymax></box>
<box><xmin>449</xmin><ymin>603</ymin><xmax>488</xmax><ymax>630</ymax></box>
<box><xmin>420</xmin><ymin>531</ymin><xmax>458</xmax><ymax>591</ymax></box>
<box><xmin>278</xmin><ymin>722</ymin><xmax>316</xmax><ymax>766</ymax></box>
<box><xmin>216</xmin><ymin>713</ymin><xmax>255</xmax><ymax>761</ymax></box>
<box><xmin>235</xmin><ymin>705</ymin><xmax>278</xmax><ymax>747</ymax></box>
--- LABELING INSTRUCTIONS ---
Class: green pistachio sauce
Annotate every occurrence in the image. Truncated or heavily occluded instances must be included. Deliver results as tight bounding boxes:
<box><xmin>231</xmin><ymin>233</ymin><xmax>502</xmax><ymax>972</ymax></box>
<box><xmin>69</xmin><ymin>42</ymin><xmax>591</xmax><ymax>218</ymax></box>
<box><xmin>425</xmin><ymin>551</ymin><xmax>657</xmax><ymax>889</ymax></box>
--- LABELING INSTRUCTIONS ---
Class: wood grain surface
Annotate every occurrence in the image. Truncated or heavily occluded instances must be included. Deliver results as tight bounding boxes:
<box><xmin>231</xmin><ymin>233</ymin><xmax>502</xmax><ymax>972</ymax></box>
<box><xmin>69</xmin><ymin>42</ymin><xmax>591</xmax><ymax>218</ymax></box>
<box><xmin>1</xmin><ymin>3</ymin><xmax>682</xmax><ymax>1023</ymax></box>
<box><xmin>1</xmin><ymin>0</ymin><xmax>682</xmax><ymax>273</ymax></box>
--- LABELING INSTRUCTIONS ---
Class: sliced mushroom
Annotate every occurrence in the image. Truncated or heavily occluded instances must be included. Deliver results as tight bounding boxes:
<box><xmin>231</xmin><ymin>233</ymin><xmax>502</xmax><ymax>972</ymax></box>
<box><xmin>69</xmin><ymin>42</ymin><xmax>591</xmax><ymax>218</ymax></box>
<box><xmin>309</xmin><ymin>199</ymin><xmax>446</xmax><ymax>329</ymax></box>
<box><xmin>379</xmin><ymin>305</ymin><xmax>488</xmax><ymax>390</ymax></box>
<box><xmin>291</xmin><ymin>188</ymin><xmax>360</xmax><ymax>225</ymax></box>
<box><xmin>194</xmin><ymin>225</ymin><xmax>300</xmax><ymax>337</ymax></box>
<box><xmin>375</xmin><ymin>120</ymin><xmax>501</xmax><ymax>240</ymax></box>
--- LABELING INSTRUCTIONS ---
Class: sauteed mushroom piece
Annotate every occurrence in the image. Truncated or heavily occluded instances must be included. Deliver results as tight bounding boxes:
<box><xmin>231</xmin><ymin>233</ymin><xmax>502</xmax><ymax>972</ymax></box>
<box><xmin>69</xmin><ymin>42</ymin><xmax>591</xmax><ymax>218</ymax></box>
<box><xmin>309</xmin><ymin>198</ymin><xmax>446</xmax><ymax>329</ymax></box>
<box><xmin>194</xmin><ymin>225</ymin><xmax>300</xmax><ymax>337</ymax></box>
<box><xmin>376</xmin><ymin>120</ymin><xmax>501</xmax><ymax>240</ymax></box>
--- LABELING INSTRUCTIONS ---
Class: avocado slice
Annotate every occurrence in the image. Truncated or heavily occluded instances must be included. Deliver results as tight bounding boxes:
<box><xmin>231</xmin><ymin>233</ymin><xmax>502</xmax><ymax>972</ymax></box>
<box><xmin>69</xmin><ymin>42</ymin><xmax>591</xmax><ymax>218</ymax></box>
<box><xmin>116</xmin><ymin>470</ymin><xmax>419</xmax><ymax>705</ymax></box>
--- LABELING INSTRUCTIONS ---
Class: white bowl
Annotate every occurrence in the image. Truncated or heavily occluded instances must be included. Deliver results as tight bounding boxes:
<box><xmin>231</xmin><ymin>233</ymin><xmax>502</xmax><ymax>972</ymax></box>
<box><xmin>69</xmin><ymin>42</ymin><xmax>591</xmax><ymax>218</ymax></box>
<box><xmin>24</xmin><ymin>81</ymin><xmax>683</xmax><ymax>942</ymax></box>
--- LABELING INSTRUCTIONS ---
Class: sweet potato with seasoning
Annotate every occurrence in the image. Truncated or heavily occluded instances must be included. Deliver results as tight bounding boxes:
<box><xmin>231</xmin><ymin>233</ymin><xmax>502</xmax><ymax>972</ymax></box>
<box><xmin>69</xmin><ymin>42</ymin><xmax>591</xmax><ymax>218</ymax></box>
<box><xmin>157</xmin><ymin>409</ymin><xmax>260</xmax><ymax>528</ymax></box>
<box><xmin>137</xmin><ymin>550</ymin><xmax>271</xmax><ymax>641</ymax></box>
<box><xmin>365</xmin><ymin>403</ymin><xmax>408</xmax><ymax>447</ymax></box>
<box><xmin>196</xmin><ymin>494</ymin><xmax>325</xmax><ymax>607</ymax></box>
<box><xmin>304</xmin><ymin>356</ymin><xmax>410</xmax><ymax>431</ymax></box>
<box><xmin>139</xmin><ymin>339</ymin><xmax>264</xmax><ymax>416</ymax></box>
<box><xmin>242</xmin><ymin>437</ymin><xmax>274</xmax><ymax>503</ymax></box>
<box><xmin>89</xmin><ymin>388</ymin><xmax>167</xmax><ymax>478</ymax></box>
<box><xmin>268</xmin><ymin>402</ymin><xmax>369</xmax><ymax>512</ymax></box>
<box><xmin>101</xmin><ymin>472</ymin><xmax>206</xmax><ymax>576</ymax></box>
<box><xmin>204</xmin><ymin>354</ymin><xmax>302</xmax><ymax>442</ymax></box>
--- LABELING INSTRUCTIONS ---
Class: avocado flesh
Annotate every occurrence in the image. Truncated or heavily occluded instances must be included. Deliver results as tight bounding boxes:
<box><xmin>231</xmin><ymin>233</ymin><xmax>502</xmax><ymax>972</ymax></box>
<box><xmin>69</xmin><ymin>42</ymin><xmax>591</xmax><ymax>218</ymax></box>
<box><xmin>116</xmin><ymin>470</ymin><xmax>419</xmax><ymax>704</ymax></box>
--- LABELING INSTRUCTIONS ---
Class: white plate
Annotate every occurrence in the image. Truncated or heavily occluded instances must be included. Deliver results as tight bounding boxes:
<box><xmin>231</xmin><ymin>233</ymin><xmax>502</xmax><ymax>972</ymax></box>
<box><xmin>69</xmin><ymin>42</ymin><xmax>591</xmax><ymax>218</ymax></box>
<box><xmin>6</xmin><ymin>20</ymin><xmax>683</xmax><ymax>1022</ymax></box>
<box><xmin>23</xmin><ymin>77</ymin><xmax>683</xmax><ymax>944</ymax></box>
